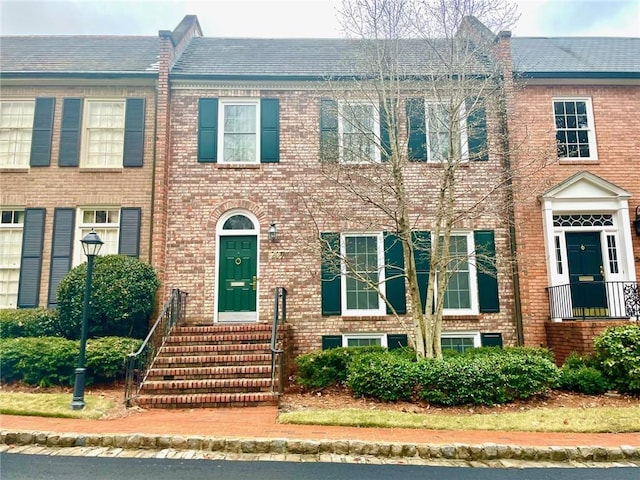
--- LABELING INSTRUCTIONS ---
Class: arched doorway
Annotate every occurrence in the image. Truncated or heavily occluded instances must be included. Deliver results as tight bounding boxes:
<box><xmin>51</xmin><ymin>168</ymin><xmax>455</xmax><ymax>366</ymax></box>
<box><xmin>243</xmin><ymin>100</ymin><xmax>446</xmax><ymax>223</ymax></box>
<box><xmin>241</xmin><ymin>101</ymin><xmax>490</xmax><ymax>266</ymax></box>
<box><xmin>215</xmin><ymin>211</ymin><xmax>260</xmax><ymax>322</ymax></box>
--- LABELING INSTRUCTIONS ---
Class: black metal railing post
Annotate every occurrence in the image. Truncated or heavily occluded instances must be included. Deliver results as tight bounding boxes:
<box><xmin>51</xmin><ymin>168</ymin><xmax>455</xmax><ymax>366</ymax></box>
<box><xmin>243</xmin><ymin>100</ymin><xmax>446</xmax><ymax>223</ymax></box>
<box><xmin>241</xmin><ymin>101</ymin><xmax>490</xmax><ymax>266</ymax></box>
<box><xmin>270</xmin><ymin>287</ymin><xmax>287</xmax><ymax>395</ymax></box>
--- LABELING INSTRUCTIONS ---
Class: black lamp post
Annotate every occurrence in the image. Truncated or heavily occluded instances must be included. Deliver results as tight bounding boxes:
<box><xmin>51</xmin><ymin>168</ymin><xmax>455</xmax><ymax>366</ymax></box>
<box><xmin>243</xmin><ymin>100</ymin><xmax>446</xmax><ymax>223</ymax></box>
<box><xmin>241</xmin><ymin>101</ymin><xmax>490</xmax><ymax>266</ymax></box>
<box><xmin>70</xmin><ymin>229</ymin><xmax>103</xmax><ymax>410</ymax></box>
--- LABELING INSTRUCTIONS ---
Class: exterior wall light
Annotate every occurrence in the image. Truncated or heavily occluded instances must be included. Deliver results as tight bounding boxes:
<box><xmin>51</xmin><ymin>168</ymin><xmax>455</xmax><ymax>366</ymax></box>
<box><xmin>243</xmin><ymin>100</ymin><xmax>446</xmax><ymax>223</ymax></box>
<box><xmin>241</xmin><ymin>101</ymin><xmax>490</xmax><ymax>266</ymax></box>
<box><xmin>268</xmin><ymin>222</ymin><xmax>277</xmax><ymax>242</ymax></box>
<box><xmin>635</xmin><ymin>206</ymin><xmax>640</xmax><ymax>236</ymax></box>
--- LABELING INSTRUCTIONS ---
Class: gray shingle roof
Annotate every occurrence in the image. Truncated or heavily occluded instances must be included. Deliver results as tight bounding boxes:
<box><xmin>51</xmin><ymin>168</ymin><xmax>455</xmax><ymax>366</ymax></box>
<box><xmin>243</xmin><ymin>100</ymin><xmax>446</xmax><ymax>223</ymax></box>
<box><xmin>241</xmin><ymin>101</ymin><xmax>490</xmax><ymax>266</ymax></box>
<box><xmin>0</xmin><ymin>36</ymin><xmax>159</xmax><ymax>75</ymax></box>
<box><xmin>511</xmin><ymin>37</ymin><xmax>640</xmax><ymax>77</ymax></box>
<box><xmin>170</xmin><ymin>37</ymin><xmax>491</xmax><ymax>78</ymax></box>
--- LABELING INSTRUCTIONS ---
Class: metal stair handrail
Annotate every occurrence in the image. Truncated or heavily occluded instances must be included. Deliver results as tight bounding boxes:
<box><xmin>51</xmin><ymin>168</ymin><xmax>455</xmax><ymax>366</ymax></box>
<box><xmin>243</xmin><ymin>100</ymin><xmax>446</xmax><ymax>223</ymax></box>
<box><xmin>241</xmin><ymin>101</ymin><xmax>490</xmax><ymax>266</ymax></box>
<box><xmin>270</xmin><ymin>287</ymin><xmax>287</xmax><ymax>394</ymax></box>
<box><xmin>124</xmin><ymin>288</ymin><xmax>188</xmax><ymax>406</ymax></box>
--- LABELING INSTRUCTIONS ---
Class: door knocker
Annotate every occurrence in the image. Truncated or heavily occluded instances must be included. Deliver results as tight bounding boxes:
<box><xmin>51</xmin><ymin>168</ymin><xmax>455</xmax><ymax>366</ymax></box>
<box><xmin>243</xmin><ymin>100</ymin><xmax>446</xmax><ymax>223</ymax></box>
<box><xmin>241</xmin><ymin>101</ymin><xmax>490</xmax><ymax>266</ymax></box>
<box><xmin>580</xmin><ymin>245</ymin><xmax>586</xmax><ymax>251</ymax></box>
<box><xmin>235</xmin><ymin>257</ymin><xmax>242</xmax><ymax>265</ymax></box>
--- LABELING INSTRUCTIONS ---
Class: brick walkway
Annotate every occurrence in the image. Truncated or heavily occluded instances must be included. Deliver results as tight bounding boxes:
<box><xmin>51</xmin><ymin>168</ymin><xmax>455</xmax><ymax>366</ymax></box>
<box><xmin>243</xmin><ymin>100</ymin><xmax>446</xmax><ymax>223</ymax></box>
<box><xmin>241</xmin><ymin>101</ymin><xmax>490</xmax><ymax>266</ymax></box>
<box><xmin>2</xmin><ymin>407</ymin><xmax>639</xmax><ymax>448</ymax></box>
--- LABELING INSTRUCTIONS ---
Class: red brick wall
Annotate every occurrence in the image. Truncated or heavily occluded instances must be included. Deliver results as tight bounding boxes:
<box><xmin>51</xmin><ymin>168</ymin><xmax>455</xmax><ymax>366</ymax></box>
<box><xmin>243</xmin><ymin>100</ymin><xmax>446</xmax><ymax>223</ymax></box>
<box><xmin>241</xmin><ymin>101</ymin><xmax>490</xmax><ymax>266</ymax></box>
<box><xmin>510</xmin><ymin>83</ymin><xmax>640</xmax><ymax>348</ymax></box>
<box><xmin>0</xmin><ymin>84</ymin><xmax>157</xmax><ymax>307</ymax></box>
<box><xmin>545</xmin><ymin>320</ymin><xmax>629</xmax><ymax>365</ymax></box>
<box><xmin>164</xmin><ymin>86</ymin><xmax>519</xmax><ymax>356</ymax></box>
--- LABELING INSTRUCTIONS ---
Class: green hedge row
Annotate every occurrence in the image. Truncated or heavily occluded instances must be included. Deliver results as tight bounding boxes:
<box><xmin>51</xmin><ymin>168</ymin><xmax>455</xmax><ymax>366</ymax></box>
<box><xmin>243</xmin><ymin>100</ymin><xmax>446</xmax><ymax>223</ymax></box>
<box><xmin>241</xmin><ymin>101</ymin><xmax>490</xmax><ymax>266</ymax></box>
<box><xmin>0</xmin><ymin>308</ymin><xmax>62</xmax><ymax>338</ymax></box>
<box><xmin>0</xmin><ymin>336</ymin><xmax>142</xmax><ymax>387</ymax></box>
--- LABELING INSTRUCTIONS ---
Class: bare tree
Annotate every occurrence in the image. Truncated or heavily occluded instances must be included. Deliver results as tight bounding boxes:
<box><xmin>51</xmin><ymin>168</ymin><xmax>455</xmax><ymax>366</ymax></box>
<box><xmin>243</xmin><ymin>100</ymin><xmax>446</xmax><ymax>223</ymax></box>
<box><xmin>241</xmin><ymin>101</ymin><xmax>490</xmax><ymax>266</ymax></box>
<box><xmin>300</xmin><ymin>0</ymin><xmax>548</xmax><ymax>358</ymax></box>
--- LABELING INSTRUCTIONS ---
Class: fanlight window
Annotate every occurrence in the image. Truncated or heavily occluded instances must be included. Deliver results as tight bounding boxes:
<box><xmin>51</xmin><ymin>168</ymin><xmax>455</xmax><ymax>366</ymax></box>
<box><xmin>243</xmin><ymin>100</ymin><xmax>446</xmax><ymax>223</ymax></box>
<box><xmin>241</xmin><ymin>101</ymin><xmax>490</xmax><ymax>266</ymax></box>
<box><xmin>222</xmin><ymin>214</ymin><xmax>255</xmax><ymax>230</ymax></box>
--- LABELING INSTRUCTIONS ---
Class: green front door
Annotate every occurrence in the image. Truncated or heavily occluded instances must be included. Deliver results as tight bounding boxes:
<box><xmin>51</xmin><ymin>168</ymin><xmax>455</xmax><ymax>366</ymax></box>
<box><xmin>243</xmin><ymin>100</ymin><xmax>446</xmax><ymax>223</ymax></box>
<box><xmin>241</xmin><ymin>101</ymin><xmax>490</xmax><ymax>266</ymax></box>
<box><xmin>218</xmin><ymin>235</ymin><xmax>257</xmax><ymax>322</ymax></box>
<box><xmin>566</xmin><ymin>231</ymin><xmax>608</xmax><ymax>317</ymax></box>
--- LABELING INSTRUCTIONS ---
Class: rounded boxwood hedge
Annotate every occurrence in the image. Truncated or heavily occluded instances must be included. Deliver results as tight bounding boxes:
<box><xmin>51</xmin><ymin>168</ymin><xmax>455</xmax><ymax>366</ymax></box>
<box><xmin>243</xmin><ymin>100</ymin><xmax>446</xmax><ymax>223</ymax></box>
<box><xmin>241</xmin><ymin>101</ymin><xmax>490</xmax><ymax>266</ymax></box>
<box><xmin>56</xmin><ymin>255</ymin><xmax>159</xmax><ymax>340</ymax></box>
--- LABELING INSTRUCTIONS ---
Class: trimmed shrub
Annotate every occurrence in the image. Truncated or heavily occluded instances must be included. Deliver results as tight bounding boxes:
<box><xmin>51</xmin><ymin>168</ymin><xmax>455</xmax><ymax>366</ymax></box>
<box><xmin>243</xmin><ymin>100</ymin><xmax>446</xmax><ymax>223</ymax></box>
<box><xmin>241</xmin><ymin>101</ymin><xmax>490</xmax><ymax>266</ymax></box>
<box><xmin>594</xmin><ymin>323</ymin><xmax>640</xmax><ymax>394</ymax></box>
<box><xmin>0</xmin><ymin>308</ymin><xmax>61</xmax><ymax>338</ymax></box>
<box><xmin>294</xmin><ymin>345</ymin><xmax>385</xmax><ymax>390</ymax></box>
<box><xmin>347</xmin><ymin>351</ymin><xmax>415</xmax><ymax>401</ymax></box>
<box><xmin>56</xmin><ymin>255</ymin><xmax>159</xmax><ymax>339</ymax></box>
<box><xmin>415</xmin><ymin>350</ymin><xmax>559</xmax><ymax>406</ymax></box>
<box><xmin>0</xmin><ymin>336</ymin><xmax>142</xmax><ymax>387</ymax></box>
<box><xmin>558</xmin><ymin>366</ymin><xmax>610</xmax><ymax>395</ymax></box>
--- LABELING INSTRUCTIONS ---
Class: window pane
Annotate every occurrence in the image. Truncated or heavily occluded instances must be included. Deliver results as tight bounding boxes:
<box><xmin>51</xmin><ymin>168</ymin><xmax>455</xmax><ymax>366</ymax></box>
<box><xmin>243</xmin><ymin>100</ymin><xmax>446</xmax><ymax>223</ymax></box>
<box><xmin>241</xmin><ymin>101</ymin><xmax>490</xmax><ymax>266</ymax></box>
<box><xmin>554</xmin><ymin>100</ymin><xmax>593</xmax><ymax>159</ymax></box>
<box><xmin>441</xmin><ymin>336</ymin><xmax>475</xmax><ymax>353</ymax></box>
<box><xmin>0</xmin><ymin>210</ymin><xmax>24</xmax><ymax>308</ymax></box>
<box><xmin>0</xmin><ymin>102</ymin><xmax>35</xmax><ymax>168</ymax></box>
<box><xmin>344</xmin><ymin>235</ymin><xmax>380</xmax><ymax>311</ymax></box>
<box><xmin>222</xmin><ymin>215</ymin><xmax>255</xmax><ymax>230</ymax></box>
<box><xmin>84</xmin><ymin>102</ymin><xmax>125</xmax><ymax>168</ymax></box>
<box><xmin>342</xmin><ymin>104</ymin><xmax>376</xmax><ymax>163</ymax></box>
<box><xmin>347</xmin><ymin>337</ymin><xmax>382</xmax><ymax>347</ymax></box>
<box><xmin>442</xmin><ymin>235</ymin><xmax>471</xmax><ymax>310</ymax></box>
<box><xmin>223</xmin><ymin>104</ymin><xmax>256</xmax><ymax>163</ymax></box>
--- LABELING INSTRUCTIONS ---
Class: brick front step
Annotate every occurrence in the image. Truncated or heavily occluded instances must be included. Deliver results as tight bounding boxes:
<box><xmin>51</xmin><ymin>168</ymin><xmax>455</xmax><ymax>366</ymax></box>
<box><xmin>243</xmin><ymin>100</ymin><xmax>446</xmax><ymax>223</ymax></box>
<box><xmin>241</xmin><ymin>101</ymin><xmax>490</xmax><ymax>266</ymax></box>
<box><xmin>141</xmin><ymin>378</ymin><xmax>272</xmax><ymax>395</ymax></box>
<box><xmin>135</xmin><ymin>392</ymin><xmax>278</xmax><ymax>408</ymax></box>
<box><xmin>173</xmin><ymin>324</ymin><xmax>273</xmax><ymax>334</ymax></box>
<box><xmin>160</xmin><ymin>343</ymin><xmax>271</xmax><ymax>356</ymax></box>
<box><xmin>145</xmin><ymin>365</ymin><xmax>272</xmax><ymax>381</ymax></box>
<box><xmin>152</xmin><ymin>353</ymin><xmax>271</xmax><ymax>368</ymax></box>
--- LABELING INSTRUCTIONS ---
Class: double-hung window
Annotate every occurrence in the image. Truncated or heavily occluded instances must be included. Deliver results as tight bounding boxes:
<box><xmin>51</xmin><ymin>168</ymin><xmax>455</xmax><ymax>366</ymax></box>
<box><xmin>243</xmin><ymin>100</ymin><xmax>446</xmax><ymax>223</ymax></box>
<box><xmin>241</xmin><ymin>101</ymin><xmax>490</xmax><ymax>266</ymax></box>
<box><xmin>435</xmin><ymin>232</ymin><xmax>478</xmax><ymax>315</ymax></box>
<box><xmin>83</xmin><ymin>100</ymin><xmax>126</xmax><ymax>168</ymax></box>
<box><xmin>440</xmin><ymin>332</ymin><xmax>481</xmax><ymax>353</ymax></box>
<box><xmin>0</xmin><ymin>102</ymin><xmax>34</xmax><ymax>168</ymax></box>
<box><xmin>74</xmin><ymin>208</ymin><xmax>120</xmax><ymax>265</ymax></box>
<box><xmin>0</xmin><ymin>210</ymin><xmax>24</xmax><ymax>308</ymax></box>
<box><xmin>219</xmin><ymin>99</ymin><xmax>259</xmax><ymax>163</ymax></box>
<box><xmin>553</xmin><ymin>98</ymin><xmax>597</xmax><ymax>160</ymax></box>
<box><xmin>426</xmin><ymin>101</ymin><xmax>466</xmax><ymax>163</ymax></box>
<box><xmin>339</xmin><ymin>102</ymin><xmax>380</xmax><ymax>163</ymax></box>
<box><xmin>341</xmin><ymin>233</ymin><xmax>385</xmax><ymax>315</ymax></box>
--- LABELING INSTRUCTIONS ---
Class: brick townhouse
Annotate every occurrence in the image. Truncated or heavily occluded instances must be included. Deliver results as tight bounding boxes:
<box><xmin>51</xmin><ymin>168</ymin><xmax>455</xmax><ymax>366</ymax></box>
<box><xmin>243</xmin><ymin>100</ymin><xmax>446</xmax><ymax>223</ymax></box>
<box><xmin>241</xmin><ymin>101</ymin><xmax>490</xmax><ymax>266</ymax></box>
<box><xmin>2</xmin><ymin>15</ymin><xmax>638</xmax><ymax>366</ymax></box>
<box><xmin>507</xmin><ymin>37</ymin><xmax>640</xmax><ymax>363</ymax></box>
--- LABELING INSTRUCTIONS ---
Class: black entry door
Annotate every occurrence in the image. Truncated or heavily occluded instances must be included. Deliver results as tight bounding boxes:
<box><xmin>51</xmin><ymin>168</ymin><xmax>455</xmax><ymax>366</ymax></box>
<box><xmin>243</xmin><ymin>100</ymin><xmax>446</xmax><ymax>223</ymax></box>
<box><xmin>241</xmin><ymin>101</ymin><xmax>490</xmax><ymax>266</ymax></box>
<box><xmin>566</xmin><ymin>231</ymin><xmax>607</xmax><ymax>317</ymax></box>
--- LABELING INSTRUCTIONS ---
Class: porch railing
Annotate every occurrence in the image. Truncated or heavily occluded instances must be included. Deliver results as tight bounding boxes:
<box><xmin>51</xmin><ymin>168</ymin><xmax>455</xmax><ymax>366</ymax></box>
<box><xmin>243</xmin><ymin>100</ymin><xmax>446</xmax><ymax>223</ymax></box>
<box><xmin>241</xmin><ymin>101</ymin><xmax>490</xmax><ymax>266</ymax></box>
<box><xmin>547</xmin><ymin>281</ymin><xmax>640</xmax><ymax>321</ymax></box>
<box><xmin>124</xmin><ymin>288</ymin><xmax>188</xmax><ymax>406</ymax></box>
<box><xmin>270</xmin><ymin>287</ymin><xmax>287</xmax><ymax>395</ymax></box>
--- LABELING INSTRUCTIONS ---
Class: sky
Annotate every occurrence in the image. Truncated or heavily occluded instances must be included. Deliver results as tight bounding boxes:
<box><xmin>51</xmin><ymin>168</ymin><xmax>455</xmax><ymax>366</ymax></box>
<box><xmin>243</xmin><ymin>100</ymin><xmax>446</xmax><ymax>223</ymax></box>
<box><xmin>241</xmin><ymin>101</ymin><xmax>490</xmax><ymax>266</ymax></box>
<box><xmin>0</xmin><ymin>0</ymin><xmax>639</xmax><ymax>38</ymax></box>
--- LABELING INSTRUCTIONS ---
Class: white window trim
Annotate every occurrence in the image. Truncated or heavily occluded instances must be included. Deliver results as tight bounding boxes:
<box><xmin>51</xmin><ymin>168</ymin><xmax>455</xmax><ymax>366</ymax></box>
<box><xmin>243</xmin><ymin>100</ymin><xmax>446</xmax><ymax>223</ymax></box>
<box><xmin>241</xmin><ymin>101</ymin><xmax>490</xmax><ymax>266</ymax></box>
<box><xmin>73</xmin><ymin>207</ymin><xmax>121</xmax><ymax>266</ymax></box>
<box><xmin>80</xmin><ymin>99</ymin><xmax>126</xmax><ymax>169</ymax></box>
<box><xmin>338</xmin><ymin>101</ymin><xmax>381</xmax><ymax>164</ymax></box>
<box><xmin>441</xmin><ymin>331</ymin><xmax>481</xmax><ymax>351</ymax></box>
<box><xmin>552</xmin><ymin>97</ymin><xmax>598</xmax><ymax>161</ymax></box>
<box><xmin>0</xmin><ymin>100</ymin><xmax>35</xmax><ymax>169</ymax></box>
<box><xmin>434</xmin><ymin>231</ymin><xmax>479</xmax><ymax>316</ymax></box>
<box><xmin>340</xmin><ymin>232</ymin><xmax>386</xmax><ymax>316</ymax></box>
<box><xmin>0</xmin><ymin>208</ymin><xmax>25</xmax><ymax>309</ymax></box>
<box><xmin>343</xmin><ymin>333</ymin><xmax>387</xmax><ymax>348</ymax></box>
<box><xmin>425</xmin><ymin>99</ymin><xmax>468</xmax><ymax>164</ymax></box>
<box><xmin>217</xmin><ymin>98</ymin><xmax>261</xmax><ymax>164</ymax></box>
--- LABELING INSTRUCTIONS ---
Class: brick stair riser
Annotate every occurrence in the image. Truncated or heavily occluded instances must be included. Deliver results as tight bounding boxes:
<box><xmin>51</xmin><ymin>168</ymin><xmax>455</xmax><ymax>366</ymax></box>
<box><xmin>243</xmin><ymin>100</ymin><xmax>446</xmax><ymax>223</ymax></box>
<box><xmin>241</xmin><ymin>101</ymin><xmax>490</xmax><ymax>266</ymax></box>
<box><xmin>166</xmin><ymin>334</ymin><xmax>275</xmax><ymax>346</ymax></box>
<box><xmin>144</xmin><ymin>367</ymin><xmax>272</xmax><ymax>381</ymax></box>
<box><xmin>172</xmin><ymin>324</ymin><xmax>274</xmax><ymax>334</ymax></box>
<box><xmin>152</xmin><ymin>355</ymin><xmax>272</xmax><ymax>368</ymax></box>
<box><xmin>159</xmin><ymin>344</ymin><xmax>271</xmax><ymax>356</ymax></box>
<box><xmin>135</xmin><ymin>392</ymin><xmax>278</xmax><ymax>408</ymax></box>
<box><xmin>140</xmin><ymin>379</ymin><xmax>272</xmax><ymax>395</ymax></box>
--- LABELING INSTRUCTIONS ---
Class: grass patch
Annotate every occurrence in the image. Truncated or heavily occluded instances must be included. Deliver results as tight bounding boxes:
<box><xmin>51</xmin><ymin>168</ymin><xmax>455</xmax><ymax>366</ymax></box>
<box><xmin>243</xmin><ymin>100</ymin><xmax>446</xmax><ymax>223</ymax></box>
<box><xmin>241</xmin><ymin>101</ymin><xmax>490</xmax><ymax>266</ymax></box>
<box><xmin>0</xmin><ymin>391</ymin><xmax>115</xmax><ymax>419</ymax></box>
<box><xmin>278</xmin><ymin>406</ymin><xmax>640</xmax><ymax>433</ymax></box>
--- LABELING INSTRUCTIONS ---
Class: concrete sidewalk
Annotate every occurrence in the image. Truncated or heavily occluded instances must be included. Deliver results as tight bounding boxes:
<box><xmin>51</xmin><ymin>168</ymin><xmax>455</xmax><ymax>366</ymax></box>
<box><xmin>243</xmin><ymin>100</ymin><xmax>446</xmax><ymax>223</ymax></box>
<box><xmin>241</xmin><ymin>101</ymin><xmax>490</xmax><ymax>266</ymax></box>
<box><xmin>2</xmin><ymin>406</ymin><xmax>640</xmax><ymax>466</ymax></box>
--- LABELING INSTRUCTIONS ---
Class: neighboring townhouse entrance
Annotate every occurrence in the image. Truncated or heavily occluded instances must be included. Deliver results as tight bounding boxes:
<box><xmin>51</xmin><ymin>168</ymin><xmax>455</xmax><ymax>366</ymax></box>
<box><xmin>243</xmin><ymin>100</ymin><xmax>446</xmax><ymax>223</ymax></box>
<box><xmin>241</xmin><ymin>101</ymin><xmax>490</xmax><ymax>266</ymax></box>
<box><xmin>216</xmin><ymin>212</ymin><xmax>259</xmax><ymax>322</ymax></box>
<box><xmin>566</xmin><ymin>231</ymin><xmax>607</xmax><ymax>317</ymax></box>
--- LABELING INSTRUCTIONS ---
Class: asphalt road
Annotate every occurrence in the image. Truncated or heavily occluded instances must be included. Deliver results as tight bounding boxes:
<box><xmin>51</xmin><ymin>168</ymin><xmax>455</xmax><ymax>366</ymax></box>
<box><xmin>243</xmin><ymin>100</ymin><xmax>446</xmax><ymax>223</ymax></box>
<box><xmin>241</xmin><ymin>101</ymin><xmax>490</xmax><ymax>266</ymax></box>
<box><xmin>1</xmin><ymin>454</ymin><xmax>638</xmax><ymax>480</ymax></box>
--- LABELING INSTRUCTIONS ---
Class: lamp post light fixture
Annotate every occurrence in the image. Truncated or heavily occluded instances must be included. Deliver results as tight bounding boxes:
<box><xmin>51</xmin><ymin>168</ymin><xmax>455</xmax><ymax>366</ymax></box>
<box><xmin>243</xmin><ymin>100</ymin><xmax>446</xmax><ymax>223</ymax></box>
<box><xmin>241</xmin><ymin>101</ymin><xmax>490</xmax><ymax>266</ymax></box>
<box><xmin>634</xmin><ymin>206</ymin><xmax>640</xmax><ymax>237</ymax></box>
<box><xmin>268</xmin><ymin>222</ymin><xmax>277</xmax><ymax>242</ymax></box>
<box><xmin>70</xmin><ymin>229</ymin><xmax>103</xmax><ymax>410</ymax></box>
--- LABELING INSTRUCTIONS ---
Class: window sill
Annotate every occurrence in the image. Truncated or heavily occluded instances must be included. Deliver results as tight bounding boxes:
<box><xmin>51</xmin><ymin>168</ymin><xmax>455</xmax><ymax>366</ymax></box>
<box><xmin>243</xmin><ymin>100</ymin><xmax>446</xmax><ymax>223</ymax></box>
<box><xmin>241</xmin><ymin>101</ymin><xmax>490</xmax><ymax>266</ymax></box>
<box><xmin>79</xmin><ymin>168</ymin><xmax>123</xmax><ymax>173</ymax></box>
<box><xmin>0</xmin><ymin>168</ymin><xmax>29</xmax><ymax>173</ymax></box>
<box><xmin>216</xmin><ymin>163</ymin><xmax>261</xmax><ymax>169</ymax></box>
<box><xmin>442</xmin><ymin>314</ymin><xmax>481</xmax><ymax>321</ymax></box>
<box><xmin>558</xmin><ymin>159</ymin><xmax>599</xmax><ymax>165</ymax></box>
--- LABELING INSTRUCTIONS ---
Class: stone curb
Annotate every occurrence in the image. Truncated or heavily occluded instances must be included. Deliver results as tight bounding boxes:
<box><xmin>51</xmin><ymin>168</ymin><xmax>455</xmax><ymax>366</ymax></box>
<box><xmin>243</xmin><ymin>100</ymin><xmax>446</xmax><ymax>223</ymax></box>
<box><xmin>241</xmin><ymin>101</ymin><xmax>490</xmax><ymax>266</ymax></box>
<box><xmin>2</xmin><ymin>430</ymin><xmax>639</xmax><ymax>464</ymax></box>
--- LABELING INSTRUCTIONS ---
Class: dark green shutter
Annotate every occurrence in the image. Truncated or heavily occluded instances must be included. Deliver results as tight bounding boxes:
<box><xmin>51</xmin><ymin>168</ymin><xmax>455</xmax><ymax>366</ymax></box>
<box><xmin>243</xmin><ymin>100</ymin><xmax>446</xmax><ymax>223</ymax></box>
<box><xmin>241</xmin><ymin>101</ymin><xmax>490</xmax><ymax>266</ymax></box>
<box><xmin>58</xmin><ymin>98</ymin><xmax>82</xmax><ymax>167</ymax></box>
<box><xmin>322</xmin><ymin>335</ymin><xmax>343</xmax><ymax>350</ymax></box>
<box><xmin>384</xmin><ymin>233</ymin><xmax>406</xmax><ymax>314</ymax></box>
<box><xmin>30</xmin><ymin>97</ymin><xmax>55</xmax><ymax>167</ymax></box>
<box><xmin>48</xmin><ymin>208</ymin><xmax>74</xmax><ymax>308</ymax></box>
<box><xmin>379</xmin><ymin>102</ymin><xmax>391</xmax><ymax>162</ymax></box>
<box><xmin>17</xmin><ymin>208</ymin><xmax>45</xmax><ymax>308</ymax></box>
<box><xmin>412</xmin><ymin>231</ymin><xmax>431</xmax><ymax>312</ymax></box>
<box><xmin>320</xmin><ymin>99</ymin><xmax>338</xmax><ymax>163</ymax></box>
<box><xmin>118</xmin><ymin>208</ymin><xmax>141</xmax><ymax>257</ymax></box>
<box><xmin>123</xmin><ymin>98</ymin><xmax>145</xmax><ymax>167</ymax></box>
<box><xmin>260</xmin><ymin>98</ymin><xmax>279</xmax><ymax>163</ymax></box>
<box><xmin>474</xmin><ymin>230</ymin><xmax>499</xmax><ymax>312</ymax></box>
<box><xmin>320</xmin><ymin>232</ymin><xmax>341</xmax><ymax>315</ymax></box>
<box><xmin>466</xmin><ymin>98</ymin><xmax>488</xmax><ymax>161</ymax></box>
<box><xmin>387</xmin><ymin>334</ymin><xmax>408</xmax><ymax>350</ymax></box>
<box><xmin>481</xmin><ymin>332</ymin><xmax>503</xmax><ymax>348</ymax></box>
<box><xmin>406</xmin><ymin>98</ymin><xmax>426</xmax><ymax>161</ymax></box>
<box><xmin>198</xmin><ymin>98</ymin><xmax>218</xmax><ymax>163</ymax></box>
